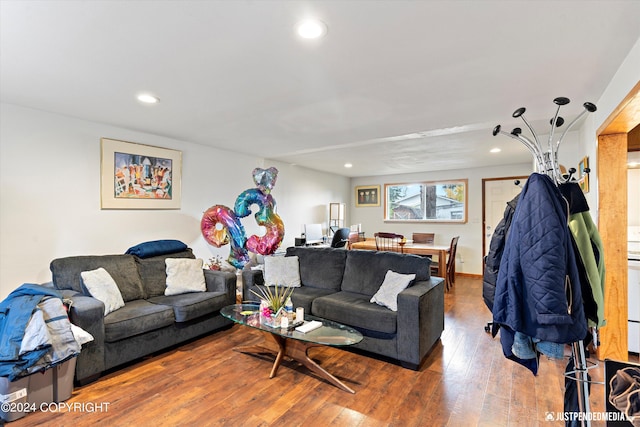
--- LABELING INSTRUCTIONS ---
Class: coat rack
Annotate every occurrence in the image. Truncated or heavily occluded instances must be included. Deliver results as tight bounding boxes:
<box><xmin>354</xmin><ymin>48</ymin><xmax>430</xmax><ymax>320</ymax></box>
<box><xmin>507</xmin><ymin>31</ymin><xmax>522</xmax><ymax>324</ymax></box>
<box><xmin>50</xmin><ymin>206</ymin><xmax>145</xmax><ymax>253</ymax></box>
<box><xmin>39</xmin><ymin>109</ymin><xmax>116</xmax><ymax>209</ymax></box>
<box><xmin>493</xmin><ymin>97</ymin><xmax>597</xmax><ymax>427</ymax></box>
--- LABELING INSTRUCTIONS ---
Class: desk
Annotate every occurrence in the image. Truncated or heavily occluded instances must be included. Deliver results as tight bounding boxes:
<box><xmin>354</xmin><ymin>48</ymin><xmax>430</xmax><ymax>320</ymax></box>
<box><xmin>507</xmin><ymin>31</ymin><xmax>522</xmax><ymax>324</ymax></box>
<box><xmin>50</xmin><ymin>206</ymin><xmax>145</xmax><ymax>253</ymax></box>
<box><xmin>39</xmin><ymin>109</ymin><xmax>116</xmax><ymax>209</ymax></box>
<box><xmin>350</xmin><ymin>239</ymin><xmax>450</xmax><ymax>277</ymax></box>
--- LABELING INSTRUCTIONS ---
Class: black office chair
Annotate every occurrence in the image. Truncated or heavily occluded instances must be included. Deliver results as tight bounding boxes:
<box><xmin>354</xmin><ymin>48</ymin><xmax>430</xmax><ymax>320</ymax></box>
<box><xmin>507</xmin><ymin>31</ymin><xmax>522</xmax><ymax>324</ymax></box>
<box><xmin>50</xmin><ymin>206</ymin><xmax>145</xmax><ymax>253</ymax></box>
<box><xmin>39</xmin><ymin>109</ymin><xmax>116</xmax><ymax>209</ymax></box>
<box><xmin>330</xmin><ymin>228</ymin><xmax>351</xmax><ymax>248</ymax></box>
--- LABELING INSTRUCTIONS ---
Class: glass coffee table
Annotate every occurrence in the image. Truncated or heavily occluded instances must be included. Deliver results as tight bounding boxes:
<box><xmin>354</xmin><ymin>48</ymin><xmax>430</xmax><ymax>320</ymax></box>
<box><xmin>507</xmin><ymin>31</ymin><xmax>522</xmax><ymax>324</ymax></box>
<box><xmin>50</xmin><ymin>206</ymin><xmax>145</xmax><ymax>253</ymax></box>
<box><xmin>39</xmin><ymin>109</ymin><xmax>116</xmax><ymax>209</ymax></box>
<box><xmin>221</xmin><ymin>303</ymin><xmax>363</xmax><ymax>393</ymax></box>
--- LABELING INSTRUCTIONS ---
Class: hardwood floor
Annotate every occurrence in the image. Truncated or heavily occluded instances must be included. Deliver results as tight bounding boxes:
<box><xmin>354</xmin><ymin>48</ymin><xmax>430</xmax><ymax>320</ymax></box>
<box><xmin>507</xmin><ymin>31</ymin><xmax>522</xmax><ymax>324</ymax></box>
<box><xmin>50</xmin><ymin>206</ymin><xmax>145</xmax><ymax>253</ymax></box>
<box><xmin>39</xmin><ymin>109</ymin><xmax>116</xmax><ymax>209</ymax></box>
<box><xmin>12</xmin><ymin>276</ymin><xmax>639</xmax><ymax>426</ymax></box>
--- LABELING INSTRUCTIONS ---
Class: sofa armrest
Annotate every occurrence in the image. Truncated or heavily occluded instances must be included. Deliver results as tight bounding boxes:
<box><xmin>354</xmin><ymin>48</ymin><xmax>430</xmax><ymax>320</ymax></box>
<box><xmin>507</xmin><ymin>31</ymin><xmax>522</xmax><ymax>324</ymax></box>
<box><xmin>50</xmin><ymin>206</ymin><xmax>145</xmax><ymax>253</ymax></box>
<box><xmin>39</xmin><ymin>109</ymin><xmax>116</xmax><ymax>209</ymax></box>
<box><xmin>241</xmin><ymin>269</ymin><xmax>264</xmax><ymax>302</ymax></box>
<box><xmin>203</xmin><ymin>270</ymin><xmax>237</xmax><ymax>304</ymax></box>
<box><xmin>396</xmin><ymin>277</ymin><xmax>445</xmax><ymax>368</ymax></box>
<box><xmin>63</xmin><ymin>292</ymin><xmax>106</xmax><ymax>383</ymax></box>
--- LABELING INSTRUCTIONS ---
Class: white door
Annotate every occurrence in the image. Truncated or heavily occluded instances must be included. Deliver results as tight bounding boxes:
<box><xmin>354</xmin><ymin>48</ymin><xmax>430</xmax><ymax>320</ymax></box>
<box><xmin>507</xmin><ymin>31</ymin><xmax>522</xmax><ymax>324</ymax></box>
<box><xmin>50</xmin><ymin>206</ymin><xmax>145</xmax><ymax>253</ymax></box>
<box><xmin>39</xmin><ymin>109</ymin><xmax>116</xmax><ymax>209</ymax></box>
<box><xmin>483</xmin><ymin>177</ymin><xmax>528</xmax><ymax>258</ymax></box>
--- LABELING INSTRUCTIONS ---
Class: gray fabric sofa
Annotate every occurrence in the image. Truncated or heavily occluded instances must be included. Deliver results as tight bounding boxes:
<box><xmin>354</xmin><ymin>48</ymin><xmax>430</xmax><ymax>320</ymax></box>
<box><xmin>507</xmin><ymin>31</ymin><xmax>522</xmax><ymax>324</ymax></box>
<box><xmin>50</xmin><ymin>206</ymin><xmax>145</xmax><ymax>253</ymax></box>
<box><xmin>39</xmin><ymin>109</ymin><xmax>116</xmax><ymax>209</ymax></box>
<box><xmin>50</xmin><ymin>248</ymin><xmax>236</xmax><ymax>385</ymax></box>
<box><xmin>242</xmin><ymin>246</ymin><xmax>445</xmax><ymax>369</ymax></box>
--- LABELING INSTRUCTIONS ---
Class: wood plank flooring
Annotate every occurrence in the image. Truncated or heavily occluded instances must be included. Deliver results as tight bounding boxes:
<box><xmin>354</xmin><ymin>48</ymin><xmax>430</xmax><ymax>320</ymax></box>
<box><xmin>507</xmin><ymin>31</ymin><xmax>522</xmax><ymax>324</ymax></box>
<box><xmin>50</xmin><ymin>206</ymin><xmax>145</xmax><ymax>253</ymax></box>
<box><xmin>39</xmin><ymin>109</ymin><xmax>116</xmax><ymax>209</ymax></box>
<box><xmin>11</xmin><ymin>277</ymin><xmax>639</xmax><ymax>426</ymax></box>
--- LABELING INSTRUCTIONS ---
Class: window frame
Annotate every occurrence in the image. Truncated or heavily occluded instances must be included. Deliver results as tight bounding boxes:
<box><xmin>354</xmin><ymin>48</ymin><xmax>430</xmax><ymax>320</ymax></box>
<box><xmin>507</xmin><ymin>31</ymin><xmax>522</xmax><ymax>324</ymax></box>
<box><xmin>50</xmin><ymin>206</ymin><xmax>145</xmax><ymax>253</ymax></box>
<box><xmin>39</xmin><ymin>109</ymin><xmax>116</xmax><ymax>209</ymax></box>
<box><xmin>383</xmin><ymin>179</ymin><xmax>468</xmax><ymax>223</ymax></box>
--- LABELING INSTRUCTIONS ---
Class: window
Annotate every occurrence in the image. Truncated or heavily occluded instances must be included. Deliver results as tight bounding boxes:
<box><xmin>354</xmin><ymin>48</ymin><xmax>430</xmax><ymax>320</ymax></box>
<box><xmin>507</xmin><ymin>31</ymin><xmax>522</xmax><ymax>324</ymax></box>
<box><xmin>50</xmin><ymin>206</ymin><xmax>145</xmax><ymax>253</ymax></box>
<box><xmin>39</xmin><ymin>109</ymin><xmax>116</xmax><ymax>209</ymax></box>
<box><xmin>384</xmin><ymin>179</ymin><xmax>467</xmax><ymax>223</ymax></box>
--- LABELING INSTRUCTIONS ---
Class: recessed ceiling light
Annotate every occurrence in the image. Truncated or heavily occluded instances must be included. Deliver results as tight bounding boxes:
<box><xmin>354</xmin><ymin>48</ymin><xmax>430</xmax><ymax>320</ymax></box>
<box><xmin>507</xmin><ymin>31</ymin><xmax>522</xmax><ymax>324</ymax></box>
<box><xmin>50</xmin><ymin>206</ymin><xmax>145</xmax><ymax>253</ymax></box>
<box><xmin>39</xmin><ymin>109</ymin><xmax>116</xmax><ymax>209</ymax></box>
<box><xmin>137</xmin><ymin>94</ymin><xmax>160</xmax><ymax>104</ymax></box>
<box><xmin>490</xmin><ymin>148</ymin><xmax>501</xmax><ymax>153</ymax></box>
<box><xmin>296</xmin><ymin>19</ymin><xmax>327</xmax><ymax>39</ymax></box>
<box><xmin>344</xmin><ymin>163</ymin><xmax>353</xmax><ymax>168</ymax></box>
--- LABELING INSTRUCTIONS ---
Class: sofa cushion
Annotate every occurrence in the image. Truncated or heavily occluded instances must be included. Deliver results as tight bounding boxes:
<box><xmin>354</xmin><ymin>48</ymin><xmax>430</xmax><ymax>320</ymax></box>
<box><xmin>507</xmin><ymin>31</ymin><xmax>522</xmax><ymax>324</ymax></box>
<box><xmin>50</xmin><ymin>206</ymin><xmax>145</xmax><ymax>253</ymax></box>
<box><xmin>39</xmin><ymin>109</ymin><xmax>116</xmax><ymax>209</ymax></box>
<box><xmin>341</xmin><ymin>250</ymin><xmax>430</xmax><ymax>296</ymax></box>
<box><xmin>135</xmin><ymin>249</ymin><xmax>195</xmax><ymax>298</ymax></box>
<box><xmin>50</xmin><ymin>254</ymin><xmax>145</xmax><ymax>302</ymax></box>
<box><xmin>288</xmin><ymin>286</ymin><xmax>336</xmax><ymax>315</ymax></box>
<box><xmin>264</xmin><ymin>255</ymin><xmax>301</xmax><ymax>287</ymax></box>
<box><xmin>285</xmin><ymin>247</ymin><xmax>347</xmax><ymax>291</ymax></box>
<box><xmin>165</xmin><ymin>258</ymin><xmax>206</xmax><ymax>295</ymax></box>
<box><xmin>103</xmin><ymin>300</ymin><xmax>175</xmax><ymax>342</ymax></box>
<box><xmin>147</xmin><ymin>291</ymin><xmax>228</xmax><ymax>323</ymax></box>
<box><xmin>80</xmin><ymin>267</ymin><xmax>125</xmax><ymax>315</ymax></box>
<box><xmin>312</xmin><ymin>291</ymin><xmax>397</xmax><ymax>335</ymax></box>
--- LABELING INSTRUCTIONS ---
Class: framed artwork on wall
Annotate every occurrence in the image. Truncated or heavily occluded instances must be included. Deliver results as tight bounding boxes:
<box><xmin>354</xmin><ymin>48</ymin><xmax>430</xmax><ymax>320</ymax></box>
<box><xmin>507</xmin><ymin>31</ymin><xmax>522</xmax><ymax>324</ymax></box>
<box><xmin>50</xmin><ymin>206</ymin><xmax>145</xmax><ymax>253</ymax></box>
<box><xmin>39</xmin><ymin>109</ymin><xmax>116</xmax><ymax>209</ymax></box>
<box><xmin>578</xmin><ymin>156</ymin><xmax>590</xmax><ymax>193</ymax></box>
<box><xmin>100</xmin><ymin>138</ymin><xmax>182</xmax><ymax>209</ymax></box>
<box><xmin>355</xmin><ymin>185</ymin><xmax>381</xmax><ymax>207</ymax></box>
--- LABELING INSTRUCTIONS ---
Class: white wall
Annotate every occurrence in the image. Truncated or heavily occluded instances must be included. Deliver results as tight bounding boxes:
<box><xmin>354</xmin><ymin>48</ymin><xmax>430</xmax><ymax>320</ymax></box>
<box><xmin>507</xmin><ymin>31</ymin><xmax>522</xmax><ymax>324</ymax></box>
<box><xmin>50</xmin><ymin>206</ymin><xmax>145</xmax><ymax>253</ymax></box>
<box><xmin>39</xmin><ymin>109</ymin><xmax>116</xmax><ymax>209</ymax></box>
<box><xmin>350</xmin><ymin>162</ymin><xmax>533</xmax><ymax>275</ymax></box>
<box><xmin>582</xmin><ymin>36</ymin><xmax>640</xmax><ymax>216</ymax></box>
<box><xmin>0</xmin><ymin>104</ymin><xmax>350</xmax><ymax>298</ymax></box>
<box><xmin>264</xmin><ymin>160</ymin><xmax>352</xmax><ymax>246</ymax></box>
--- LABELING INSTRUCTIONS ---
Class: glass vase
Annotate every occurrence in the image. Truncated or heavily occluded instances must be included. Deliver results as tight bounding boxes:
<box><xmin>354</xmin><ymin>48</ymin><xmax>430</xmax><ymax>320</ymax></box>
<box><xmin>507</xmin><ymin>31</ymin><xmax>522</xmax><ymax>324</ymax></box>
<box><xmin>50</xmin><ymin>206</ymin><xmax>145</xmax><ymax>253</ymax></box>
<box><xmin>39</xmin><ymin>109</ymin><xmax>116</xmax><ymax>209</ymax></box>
<box><xmin>261</xmin><ymin>309</ymin><xmax>282</xmax><ymax>328</ymax></box>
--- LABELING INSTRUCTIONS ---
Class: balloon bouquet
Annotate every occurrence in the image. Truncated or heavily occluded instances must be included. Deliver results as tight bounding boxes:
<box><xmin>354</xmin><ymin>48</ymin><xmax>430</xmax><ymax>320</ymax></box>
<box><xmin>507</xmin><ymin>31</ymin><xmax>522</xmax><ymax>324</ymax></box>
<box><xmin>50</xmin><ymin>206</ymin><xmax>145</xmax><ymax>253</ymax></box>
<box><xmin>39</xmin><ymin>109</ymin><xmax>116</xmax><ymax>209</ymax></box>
<box><xmin>200</xmin><ymin>167</ymin><xmax>284</xmax><ymax>269</ymax></box>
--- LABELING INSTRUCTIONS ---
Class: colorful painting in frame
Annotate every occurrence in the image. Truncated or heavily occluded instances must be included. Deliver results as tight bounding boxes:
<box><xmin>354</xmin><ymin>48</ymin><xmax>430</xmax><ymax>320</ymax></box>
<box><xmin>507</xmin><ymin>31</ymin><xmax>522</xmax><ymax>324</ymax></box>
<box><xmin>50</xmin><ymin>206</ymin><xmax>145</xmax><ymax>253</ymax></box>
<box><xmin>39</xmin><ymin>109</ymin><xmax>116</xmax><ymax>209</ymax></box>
<box><xmin>355</xmin><ymin>185</ymin><xmax>381</xmax><ymax>207</ymax></box>
<box><xmin>100</xmin><ymin>138</ymin><xmax>182</xmax><ymax>209</ymax></box>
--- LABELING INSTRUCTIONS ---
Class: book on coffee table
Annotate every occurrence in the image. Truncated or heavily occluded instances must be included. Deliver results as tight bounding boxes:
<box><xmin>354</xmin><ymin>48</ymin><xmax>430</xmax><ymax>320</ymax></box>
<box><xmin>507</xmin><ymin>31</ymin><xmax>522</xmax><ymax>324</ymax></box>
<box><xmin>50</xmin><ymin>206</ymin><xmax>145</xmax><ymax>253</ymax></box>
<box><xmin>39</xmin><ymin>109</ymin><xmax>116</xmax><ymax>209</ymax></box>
<box><xmin>295</xmin><ymin>320</ymin><xmax>323</xmax><ymax>333</ymax></box>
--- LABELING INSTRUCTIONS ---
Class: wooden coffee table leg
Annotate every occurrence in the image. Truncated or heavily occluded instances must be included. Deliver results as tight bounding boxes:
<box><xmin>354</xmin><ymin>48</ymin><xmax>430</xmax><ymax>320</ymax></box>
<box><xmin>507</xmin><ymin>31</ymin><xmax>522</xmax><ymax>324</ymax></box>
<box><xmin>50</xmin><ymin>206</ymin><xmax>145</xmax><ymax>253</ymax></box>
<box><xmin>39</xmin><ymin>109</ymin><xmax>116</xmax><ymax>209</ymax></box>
<box><xmin>267</xmin><ymin>333</ymin><xmax>286</xmax><ymax>378</ymax></box>
<box><xmin>284</xmin><ymin>339</ymin><xmax>355</xmax><ymax>394</ymax></box>
<box><xmin>234</xmin><ymin>331</ymin><xmax>355</xmax><ymax>393</ymax></box>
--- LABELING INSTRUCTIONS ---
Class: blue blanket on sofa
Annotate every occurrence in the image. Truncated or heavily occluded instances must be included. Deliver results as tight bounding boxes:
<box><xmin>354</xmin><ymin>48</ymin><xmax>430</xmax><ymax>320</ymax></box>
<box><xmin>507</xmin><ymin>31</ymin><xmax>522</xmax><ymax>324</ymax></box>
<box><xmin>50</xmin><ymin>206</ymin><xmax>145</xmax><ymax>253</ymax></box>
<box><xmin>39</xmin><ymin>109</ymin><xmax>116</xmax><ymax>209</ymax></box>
<box><xmin>125</xmin><ymin>240</ymin><xmax>188</xmax><ymax>258</ymax></box>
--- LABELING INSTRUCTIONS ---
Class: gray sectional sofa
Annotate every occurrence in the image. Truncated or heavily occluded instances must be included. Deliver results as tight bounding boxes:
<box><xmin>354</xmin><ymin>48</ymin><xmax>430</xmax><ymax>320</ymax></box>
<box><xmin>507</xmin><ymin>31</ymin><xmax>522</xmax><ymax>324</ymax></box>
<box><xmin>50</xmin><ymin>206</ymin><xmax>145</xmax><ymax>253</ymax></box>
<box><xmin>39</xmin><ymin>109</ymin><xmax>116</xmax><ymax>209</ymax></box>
<box><xmin>50</xmin><ymin>248</ymin><xmax>236</xmax><ymax>385</ymax></box>
<box><xmin>242</xmin><ymin>246</ymin><xmax>445</xmax><ymax>369</ymax></box>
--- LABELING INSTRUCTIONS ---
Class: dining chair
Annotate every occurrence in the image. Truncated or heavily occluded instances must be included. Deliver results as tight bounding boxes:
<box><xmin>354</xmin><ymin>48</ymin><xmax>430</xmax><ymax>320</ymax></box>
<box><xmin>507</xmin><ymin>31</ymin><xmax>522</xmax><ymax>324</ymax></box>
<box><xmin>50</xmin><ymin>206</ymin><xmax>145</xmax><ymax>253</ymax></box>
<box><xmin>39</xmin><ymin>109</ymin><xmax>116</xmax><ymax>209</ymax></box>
<box><xmin>431</xmin><ymin>236</ymin><xmax>459</xmax><ymax>290</ymax></box>
<box><xmin>412</xmin><ymin>232</ymin><xmax>434</xmax><ymax>244</ymax></box>
<box><xmin>411</xmin><ymin>233</ymin><xmax>435</xmax><ymax>261</ymax></box>
<box><xmin>374</xmin><ymin>232</ymin><xmax>405</xmax><ymax>253</ymax></box>
<box><xmin>347</xmin><ymin>231</ymin><xmax>361</xmax><ymax>249</ymax></box>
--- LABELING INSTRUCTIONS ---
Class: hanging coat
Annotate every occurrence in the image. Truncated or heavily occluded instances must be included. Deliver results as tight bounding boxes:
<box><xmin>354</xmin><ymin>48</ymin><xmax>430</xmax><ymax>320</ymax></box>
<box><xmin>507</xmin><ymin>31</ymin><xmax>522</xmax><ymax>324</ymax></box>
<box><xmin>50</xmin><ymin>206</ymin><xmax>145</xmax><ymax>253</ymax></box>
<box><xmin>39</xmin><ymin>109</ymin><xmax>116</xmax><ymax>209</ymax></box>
<box><xmin>482</xmin><ymin>193</ymin><xmax>519</xmax><ymax>312</ymax></box>
<box><xmin>492</xmin><ymin>173</ymin><xmax>587</xmax><ymax>373</ymax></box>
<box><xmin>559</xmin><ymin>182</ymin><xmax>605</xmax><ymax>328</ymax></box>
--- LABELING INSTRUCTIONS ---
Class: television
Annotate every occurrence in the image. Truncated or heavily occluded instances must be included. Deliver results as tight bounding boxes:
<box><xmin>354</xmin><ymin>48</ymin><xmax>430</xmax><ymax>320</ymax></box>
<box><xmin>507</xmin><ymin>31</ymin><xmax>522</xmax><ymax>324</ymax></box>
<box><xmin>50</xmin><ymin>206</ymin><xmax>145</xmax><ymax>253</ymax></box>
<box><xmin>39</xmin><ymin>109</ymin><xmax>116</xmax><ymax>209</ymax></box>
<box><xmin>304</xmin><ymin>224</ymin><xmax>324</xmax><ymax>245</ymax></box>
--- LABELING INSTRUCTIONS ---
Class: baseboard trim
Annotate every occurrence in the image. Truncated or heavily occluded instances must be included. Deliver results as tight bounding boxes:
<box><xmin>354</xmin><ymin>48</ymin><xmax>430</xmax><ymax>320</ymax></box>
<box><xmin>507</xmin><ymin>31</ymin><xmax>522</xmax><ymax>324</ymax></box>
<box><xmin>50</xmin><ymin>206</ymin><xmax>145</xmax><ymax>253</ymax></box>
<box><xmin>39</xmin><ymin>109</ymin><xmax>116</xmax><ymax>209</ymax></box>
<box><xmin>456</xmin><ymin>272</ymin><xmax>482</xmax><ymax>279</ymax></box>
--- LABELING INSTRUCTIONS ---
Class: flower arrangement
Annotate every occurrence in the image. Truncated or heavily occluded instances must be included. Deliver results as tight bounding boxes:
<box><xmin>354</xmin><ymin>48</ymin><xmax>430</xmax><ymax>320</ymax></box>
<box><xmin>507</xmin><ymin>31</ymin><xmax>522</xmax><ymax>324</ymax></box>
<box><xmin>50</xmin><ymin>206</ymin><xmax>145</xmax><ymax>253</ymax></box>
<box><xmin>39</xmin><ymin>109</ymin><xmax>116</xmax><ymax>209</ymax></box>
<box><xmin>250</xmin><ymin>284</ymin><xmax>294</xmax><ymax>319</ymax></box>
<box><xmin>205</xmin><ymin>256</ymin><xmax>223</xmax><ymax>271</ymax></box>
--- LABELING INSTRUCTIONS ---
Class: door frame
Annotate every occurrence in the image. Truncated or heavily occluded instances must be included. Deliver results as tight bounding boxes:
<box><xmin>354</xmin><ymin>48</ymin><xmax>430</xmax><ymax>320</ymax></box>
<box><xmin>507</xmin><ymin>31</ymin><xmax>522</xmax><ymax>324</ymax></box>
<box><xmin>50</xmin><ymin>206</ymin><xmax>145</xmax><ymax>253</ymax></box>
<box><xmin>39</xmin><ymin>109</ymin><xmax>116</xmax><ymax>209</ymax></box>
<box><xmin>597</xmin><ymin>80</ymin><xmax>640</xmax><ymax>361</ymax></box>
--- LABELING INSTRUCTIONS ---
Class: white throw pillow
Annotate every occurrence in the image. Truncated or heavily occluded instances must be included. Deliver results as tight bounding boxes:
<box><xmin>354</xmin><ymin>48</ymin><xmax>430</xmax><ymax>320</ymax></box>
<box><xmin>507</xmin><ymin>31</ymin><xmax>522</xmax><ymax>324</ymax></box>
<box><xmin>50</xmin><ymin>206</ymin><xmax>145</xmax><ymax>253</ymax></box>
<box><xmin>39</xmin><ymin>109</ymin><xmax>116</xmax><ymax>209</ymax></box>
<box><xmin>370</xmin><ymin>270</ymin><xmax>416</xmax><ymax>311</ymax></box>
<box><xmin>264</xmin><ymin>256</ymin><xmax>301</xmax><ymax>287</ymax></box>
<box><xmin>165</xmin><ymin>258</ymin><xmax>207</xmax><ymax>296</ymax></box>
<box><xmin>80</xmin><ymin>267</ymin><xmax>125</xmax><ymax>316</ymax></box>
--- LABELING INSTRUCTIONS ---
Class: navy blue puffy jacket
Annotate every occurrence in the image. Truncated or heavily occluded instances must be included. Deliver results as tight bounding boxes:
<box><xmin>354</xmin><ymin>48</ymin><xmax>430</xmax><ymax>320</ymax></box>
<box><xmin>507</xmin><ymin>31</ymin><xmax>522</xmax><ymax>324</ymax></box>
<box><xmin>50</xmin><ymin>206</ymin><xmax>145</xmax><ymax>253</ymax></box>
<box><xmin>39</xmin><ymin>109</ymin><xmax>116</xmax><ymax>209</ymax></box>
<box><xmin>492</xmin><ymin>173</ymin><xmax>587</xmax><ymax>344</ymax></box>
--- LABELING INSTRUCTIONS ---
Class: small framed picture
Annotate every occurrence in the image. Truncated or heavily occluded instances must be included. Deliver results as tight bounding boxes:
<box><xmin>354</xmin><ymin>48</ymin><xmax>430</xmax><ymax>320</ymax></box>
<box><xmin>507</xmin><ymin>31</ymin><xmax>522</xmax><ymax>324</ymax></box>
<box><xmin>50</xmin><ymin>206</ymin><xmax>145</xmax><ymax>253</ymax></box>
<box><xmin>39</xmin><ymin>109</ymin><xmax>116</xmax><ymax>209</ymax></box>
<box><xmin>579</xmin><ymin>174</ymin><xmax>590</xmax><ymax>193</ymax></box>
<box><xmin>355</xmin><ymin>185</ymin><xmax>381</xmax><ymax>207</ymax></box>
<box><xmin>578</xmin><ymin>156</ymin><xmax>589</xmax><ymax>177</ymax></box>
<box><xmin>578</xmin><ymin>156</ymin><xmax>589</xmax><ymax>193</ymax></box>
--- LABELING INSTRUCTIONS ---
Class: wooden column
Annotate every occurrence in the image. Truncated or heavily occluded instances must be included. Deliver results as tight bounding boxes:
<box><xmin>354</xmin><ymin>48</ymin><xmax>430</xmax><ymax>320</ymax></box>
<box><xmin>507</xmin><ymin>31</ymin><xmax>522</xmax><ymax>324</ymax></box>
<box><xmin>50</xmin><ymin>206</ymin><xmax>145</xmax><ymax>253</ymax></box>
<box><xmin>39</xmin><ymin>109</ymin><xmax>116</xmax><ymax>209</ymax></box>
<box><xmin>597</xmin><ymin>133</ymin><xmax>628</xmax><ymax>361</ymax></box>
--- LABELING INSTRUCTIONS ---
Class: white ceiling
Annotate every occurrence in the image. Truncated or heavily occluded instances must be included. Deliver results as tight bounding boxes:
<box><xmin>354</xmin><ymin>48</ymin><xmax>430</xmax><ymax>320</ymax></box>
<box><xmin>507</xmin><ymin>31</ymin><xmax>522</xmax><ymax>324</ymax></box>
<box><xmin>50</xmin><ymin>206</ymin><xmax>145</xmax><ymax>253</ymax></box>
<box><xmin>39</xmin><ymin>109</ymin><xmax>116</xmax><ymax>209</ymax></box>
<box><xmin>1</xmin><ymin>1</ymin><xmax>639</xmax><ymax>177</ymax></box>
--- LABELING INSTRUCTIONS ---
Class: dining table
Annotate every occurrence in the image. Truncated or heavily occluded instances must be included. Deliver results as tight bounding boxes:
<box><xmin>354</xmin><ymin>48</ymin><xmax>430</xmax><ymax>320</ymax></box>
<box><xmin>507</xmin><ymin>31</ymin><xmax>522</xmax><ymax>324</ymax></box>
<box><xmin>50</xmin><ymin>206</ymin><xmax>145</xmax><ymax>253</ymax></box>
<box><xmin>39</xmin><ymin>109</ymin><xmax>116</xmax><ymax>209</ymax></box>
<box><xmin>350</xmin><ymin>238</ymin><xmax>450</xmax><ymax>278</ymax></box>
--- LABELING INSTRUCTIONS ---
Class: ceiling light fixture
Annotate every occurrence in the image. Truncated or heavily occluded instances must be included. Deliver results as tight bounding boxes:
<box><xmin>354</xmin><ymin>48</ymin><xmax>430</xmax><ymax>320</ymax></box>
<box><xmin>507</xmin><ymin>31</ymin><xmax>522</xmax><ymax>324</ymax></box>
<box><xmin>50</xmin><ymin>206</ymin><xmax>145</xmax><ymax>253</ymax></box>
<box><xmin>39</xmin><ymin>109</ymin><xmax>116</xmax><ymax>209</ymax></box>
<box><xmin>137</xmin><ymin>93</ymin><xmax>160</xmax><ymax>104</ymax></box>
<box><xmin>490</xmin><ymin>148</ymin><xmax>502</xmax><ymax>153</ymax></box>
<box><xmin>296</xmin><ymin>19</ymin><xmax>327</xmax><ymax>39</ymax></box>
<box><xmin>344</xmin><ymin>163</ymin><xmax>353</xmax><ymax>168</ymax></box>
